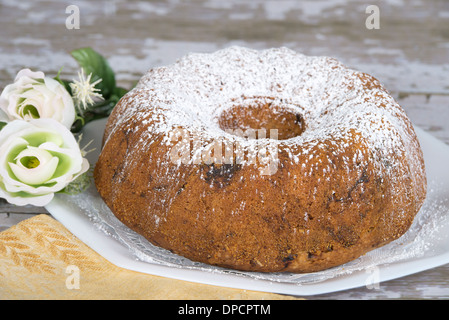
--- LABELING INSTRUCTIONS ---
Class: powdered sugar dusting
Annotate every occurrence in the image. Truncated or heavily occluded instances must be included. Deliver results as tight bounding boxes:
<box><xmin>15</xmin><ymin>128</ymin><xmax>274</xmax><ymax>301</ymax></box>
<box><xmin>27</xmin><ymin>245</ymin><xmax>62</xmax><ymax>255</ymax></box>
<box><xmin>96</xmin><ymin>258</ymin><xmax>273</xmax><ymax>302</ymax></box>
<box><xmin>106</xmin><ymin>46</ymin><xmax>425</xmax><ymax>196</ymax></box>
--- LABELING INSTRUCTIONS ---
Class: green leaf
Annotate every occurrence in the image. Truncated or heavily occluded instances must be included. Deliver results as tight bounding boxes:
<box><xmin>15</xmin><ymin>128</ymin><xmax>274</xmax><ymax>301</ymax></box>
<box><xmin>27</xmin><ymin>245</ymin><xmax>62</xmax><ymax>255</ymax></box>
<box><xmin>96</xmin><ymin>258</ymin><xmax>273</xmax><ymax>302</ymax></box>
<box><xmin>71</xmin><ymin>47</ymin><xmax>116</xmax><ymax>99</ymax></box>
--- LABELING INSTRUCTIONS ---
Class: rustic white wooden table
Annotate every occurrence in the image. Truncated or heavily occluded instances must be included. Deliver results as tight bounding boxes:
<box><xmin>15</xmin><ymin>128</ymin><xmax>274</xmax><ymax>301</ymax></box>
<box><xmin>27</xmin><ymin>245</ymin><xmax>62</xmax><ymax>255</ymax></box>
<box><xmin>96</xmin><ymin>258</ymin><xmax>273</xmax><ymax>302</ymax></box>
<box><xmin>1</xmin><ymin>0</ymin><xmax>448</xmax><ymax>299</ymax></box>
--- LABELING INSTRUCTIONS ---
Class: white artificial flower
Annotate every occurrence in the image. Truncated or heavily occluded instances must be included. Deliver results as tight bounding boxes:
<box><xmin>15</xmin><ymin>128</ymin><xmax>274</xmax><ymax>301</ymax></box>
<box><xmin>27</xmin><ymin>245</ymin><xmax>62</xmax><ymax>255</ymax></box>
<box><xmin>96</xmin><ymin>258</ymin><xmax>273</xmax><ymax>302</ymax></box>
<box><xmin>70</xmin><ymin>69</ymin><xmax>103</xmax><ymax>112</ymax></box>
<box><xmin>0</xmin><ymin>69</ymin><xmax>76</xmax><ymax>129</ymax></box>
<box><xmin>0</xmin><ymin>119</ymin><xmax>89</xmax><ymax>206</ymax></box>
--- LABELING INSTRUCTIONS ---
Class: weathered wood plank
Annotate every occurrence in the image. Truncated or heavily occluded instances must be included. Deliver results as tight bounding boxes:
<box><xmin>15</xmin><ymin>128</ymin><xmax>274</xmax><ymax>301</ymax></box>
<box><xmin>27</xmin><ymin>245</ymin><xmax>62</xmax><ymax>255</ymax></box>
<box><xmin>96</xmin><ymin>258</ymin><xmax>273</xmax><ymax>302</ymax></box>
<box><xmin>0</xmin><ymin>199</ymin><xmax>48</xmax><ymax>214</ymax></box>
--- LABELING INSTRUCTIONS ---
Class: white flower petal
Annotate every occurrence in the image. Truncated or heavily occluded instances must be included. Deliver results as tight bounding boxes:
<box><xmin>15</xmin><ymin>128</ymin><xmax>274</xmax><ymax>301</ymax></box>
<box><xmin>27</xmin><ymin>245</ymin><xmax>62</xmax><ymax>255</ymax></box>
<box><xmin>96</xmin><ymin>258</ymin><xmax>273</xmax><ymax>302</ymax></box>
<box><xmin>0</xmin><ymin>119</ymin><xmax>90</xmax><ymax>206</ymax></box>
<box><xmin>9</xmin><ymin>156</ymin><xmax>58</xmax><ymax>185</ymax></box>
<box><xmin>15</xmin><ymin>69</ymin><xmax>45</xmax><ymax>82</ymax></box>
<box><xmin>9</xmin><ymin>146</ymin><xmax>60</xmax><ymax>185</ymax></box>
<box><xmin>0</xmin><ymin>69</ymin><xmax>76</xmax><ymax>129</ymax></box>
<box><xmin>0</xmin><ymin>185</ymin><xmax>54</xmax><ymax>207</ymax></box>
<box><xmin>0</xmin><ymin>136</ymin><xmax>29</xmax><ymax>165</ymax></box>
<box><xmin>0</xmin><ymin>108</ymin><xmax>8</xmax><ymax>122</ymax></box>
<box><xmin>46</xmin><ymin>77</ymin><xmax>76</xmax><ymax>129</ymax></box>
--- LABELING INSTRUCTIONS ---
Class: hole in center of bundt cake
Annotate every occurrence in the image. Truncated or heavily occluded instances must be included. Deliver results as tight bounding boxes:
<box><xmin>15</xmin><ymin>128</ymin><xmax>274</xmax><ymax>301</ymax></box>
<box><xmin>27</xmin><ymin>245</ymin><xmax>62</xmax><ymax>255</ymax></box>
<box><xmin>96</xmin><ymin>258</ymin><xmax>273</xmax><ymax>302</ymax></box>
<box><xmin>218</xmin><ymin>98</ymin><xmax>305</xmax><ymax>140</ymax></box>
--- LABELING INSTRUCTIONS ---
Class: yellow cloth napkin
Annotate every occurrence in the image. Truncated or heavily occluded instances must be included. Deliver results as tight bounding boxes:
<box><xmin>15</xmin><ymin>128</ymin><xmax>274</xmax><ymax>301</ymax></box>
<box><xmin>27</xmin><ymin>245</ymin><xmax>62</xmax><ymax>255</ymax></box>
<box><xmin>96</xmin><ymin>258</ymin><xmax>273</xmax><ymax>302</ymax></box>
<box><xmin>0</xmin><ymin>214</ymin><xmax>298</xmax><ymax>300</ymax></box>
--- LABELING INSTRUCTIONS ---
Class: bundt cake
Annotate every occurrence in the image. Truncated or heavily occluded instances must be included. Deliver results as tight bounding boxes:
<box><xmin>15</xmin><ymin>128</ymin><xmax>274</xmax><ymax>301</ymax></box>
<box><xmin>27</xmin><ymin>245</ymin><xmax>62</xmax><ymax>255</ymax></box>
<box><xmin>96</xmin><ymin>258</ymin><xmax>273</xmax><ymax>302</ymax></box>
<box><xmin>94</xmin><ymin>47</ymin><xmax>427</xmax><ymax>273</ymax></box>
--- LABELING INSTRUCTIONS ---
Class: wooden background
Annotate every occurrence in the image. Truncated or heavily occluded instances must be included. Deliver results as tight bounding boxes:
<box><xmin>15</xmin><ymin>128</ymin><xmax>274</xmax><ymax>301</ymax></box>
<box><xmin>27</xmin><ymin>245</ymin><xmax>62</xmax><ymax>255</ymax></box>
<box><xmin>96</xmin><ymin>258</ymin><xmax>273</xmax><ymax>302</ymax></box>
<box><xmin>1</xmin><ymin>0</ymin><xmax>448</xmax><ymax>299</ymax></box>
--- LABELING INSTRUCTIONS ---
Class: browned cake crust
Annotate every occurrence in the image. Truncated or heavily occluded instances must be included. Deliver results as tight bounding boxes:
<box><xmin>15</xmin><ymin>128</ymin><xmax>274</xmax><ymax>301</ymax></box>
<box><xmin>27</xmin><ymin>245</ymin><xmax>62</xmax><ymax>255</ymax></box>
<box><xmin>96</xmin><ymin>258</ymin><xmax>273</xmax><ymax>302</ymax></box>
<box><xmin>94</xmin><ymin>47</ymin><xmax>427</xmax><ymax>273</ymax></box>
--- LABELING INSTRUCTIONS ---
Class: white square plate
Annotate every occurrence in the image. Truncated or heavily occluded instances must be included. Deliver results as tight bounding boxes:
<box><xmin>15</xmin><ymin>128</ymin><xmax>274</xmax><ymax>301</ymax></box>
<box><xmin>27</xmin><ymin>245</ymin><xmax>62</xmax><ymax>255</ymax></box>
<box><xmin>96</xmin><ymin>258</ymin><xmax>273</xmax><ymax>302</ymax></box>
<box><xmin>46</xmin><ymin>118</ymin><xmax>449</xmax><ymax>296</ymax></box>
